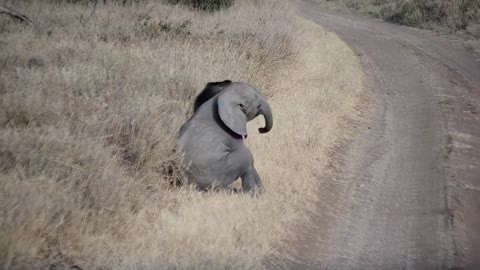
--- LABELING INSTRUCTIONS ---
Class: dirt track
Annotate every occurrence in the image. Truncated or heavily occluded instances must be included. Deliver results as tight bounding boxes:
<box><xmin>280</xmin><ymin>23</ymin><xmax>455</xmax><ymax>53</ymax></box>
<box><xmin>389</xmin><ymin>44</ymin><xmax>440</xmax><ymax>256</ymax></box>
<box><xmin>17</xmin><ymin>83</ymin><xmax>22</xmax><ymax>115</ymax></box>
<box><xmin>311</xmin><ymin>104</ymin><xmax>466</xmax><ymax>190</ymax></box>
<box><xmin>285</xmin><ymin>1</ymin><xmax>480</xmax><ymax>269</ymax></box>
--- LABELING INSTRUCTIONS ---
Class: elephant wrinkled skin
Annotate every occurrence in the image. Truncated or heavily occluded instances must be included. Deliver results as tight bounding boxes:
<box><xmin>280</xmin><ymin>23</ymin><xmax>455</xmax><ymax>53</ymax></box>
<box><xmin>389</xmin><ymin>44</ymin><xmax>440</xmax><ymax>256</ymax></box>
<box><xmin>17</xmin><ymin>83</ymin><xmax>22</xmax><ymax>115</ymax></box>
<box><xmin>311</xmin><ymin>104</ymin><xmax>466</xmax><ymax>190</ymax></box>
<box><xmin>175</xmin><ymin>80</ymin><xmax>273</xmax><ymax>193</ymax></box>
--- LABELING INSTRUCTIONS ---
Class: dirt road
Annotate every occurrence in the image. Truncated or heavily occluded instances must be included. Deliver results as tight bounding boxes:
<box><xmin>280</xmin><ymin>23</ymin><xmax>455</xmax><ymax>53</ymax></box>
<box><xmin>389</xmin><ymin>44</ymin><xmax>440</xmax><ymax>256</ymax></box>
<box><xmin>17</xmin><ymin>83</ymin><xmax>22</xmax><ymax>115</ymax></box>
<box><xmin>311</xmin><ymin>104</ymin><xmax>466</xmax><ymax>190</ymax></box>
<box><xmin>284</xmin><ymin>1</ymin><xmax>480</xmax><ymax>269</ymax></box>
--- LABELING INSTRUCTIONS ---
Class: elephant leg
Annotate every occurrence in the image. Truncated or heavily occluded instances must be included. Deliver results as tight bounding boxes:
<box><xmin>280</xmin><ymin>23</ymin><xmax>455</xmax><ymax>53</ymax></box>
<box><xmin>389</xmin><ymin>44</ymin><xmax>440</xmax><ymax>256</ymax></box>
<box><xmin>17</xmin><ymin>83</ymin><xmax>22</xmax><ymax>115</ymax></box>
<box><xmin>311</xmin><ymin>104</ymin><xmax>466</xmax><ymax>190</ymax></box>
<box><xmin>221</xmin><ymin>147</ymin><xmax>253</xmax><ymax>188</ymax></box>
<box><xmin>241</xmin><ymin>166</ymin><xmax>264</xmax><ymax>193</ymax></box>
<box><xmin>252</xmin><ymin>167</ymin><xmax>264</xmax><ymax>191</ymax></box>
<box><xmin>219</xmin><ymin>146</ymin><xmax>264</xmax><ymax>194</ymax></box>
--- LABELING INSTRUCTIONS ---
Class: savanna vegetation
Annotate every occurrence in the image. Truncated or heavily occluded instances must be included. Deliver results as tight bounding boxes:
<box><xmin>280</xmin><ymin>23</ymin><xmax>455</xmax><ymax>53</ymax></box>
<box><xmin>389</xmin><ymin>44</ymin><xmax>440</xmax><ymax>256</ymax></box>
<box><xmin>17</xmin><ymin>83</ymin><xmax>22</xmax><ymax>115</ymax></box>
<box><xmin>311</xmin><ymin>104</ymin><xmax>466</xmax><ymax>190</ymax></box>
<box><xmin>0</xmin><ymin>0</ymin><xmax>364</xmax><ymax>269</ymax></box>
<box><xmin>334</xmin><ymin>0</ymin><xmax>480</xmax><ymax>38</ymax></box>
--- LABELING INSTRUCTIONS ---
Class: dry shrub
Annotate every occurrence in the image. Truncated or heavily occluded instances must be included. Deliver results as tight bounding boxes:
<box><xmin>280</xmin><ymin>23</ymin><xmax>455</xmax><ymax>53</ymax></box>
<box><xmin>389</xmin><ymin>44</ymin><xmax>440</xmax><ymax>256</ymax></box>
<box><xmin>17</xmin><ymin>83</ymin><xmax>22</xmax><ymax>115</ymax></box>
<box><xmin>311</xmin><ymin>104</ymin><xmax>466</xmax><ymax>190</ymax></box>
<box><xmin>336</xmin><ymin>0</ymin><xmax>480</xmax><ymax>38</ymax></box>
<box><xmin>167</xmin><ymin>0</ymin><xmax>234</xmax><ymax>11</ymax></box>
<box><xmin>0</xmin><ymin>0</ymin><xmax>365</xmax><ymax>269</ymax></box>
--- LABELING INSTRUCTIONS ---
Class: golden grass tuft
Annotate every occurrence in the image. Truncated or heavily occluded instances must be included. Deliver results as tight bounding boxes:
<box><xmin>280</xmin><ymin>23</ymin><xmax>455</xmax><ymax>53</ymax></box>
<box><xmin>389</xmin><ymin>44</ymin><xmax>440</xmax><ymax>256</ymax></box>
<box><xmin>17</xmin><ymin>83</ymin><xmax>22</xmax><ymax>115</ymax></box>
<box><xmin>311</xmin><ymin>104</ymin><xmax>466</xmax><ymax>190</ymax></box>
<box><xmin>0</xmin><ymin>1</ymin><xmax>365</xmax><ymax>269</ymax></box>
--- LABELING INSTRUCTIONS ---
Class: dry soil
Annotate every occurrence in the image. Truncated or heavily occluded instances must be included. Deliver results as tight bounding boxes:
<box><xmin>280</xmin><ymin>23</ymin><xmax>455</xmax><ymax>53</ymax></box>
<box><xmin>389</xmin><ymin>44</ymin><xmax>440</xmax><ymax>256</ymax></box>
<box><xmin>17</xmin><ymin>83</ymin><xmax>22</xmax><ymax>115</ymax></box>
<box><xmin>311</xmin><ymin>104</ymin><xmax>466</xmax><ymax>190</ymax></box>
<box><xmin>284</xmin><ymin>1</ymin><xmax>480</xmax><ymax>269</ymax></box>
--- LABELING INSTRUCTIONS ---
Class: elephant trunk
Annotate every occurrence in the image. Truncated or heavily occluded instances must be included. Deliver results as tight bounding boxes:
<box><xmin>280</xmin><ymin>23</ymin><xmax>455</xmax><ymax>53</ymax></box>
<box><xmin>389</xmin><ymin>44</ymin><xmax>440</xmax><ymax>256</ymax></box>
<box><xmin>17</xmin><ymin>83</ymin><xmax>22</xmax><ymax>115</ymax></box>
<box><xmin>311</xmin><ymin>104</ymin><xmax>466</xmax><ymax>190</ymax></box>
<box><xmin>258</xmin><ymin>99</ymin><xmax>273</xmax><ymax>134</ymax></box>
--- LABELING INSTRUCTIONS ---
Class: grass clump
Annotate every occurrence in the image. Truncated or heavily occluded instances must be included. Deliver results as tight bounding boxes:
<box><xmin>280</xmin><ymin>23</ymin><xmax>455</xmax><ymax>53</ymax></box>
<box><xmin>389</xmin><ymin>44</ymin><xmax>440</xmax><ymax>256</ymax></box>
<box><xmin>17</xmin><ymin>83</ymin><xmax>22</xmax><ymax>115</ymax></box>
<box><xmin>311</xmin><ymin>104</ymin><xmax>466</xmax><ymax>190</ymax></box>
<box><xmin>338</xmin><ymin>0</ymin><xmax>480</xmax><ymax>38</ymax></box>
<box><xmin>168</xmin><ymin>0</ymin><xmax>234</xmax><ymax>11</ymax></box>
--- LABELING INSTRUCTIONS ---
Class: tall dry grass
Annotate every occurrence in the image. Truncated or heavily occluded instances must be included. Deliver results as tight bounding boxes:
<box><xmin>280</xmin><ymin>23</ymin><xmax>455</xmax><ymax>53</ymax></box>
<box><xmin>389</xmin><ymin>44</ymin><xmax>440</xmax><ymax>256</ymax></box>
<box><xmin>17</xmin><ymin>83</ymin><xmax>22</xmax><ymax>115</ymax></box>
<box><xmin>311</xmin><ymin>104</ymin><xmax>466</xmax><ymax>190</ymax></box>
<box><xmin>335</xmin><ymin>0</ymin><xmax>480</xmax><ymax>38</ymax></box>
<box><xmin>0</xmin><ymin>0</ymin><xmax>365</xmax><ymax>269</ymax></box>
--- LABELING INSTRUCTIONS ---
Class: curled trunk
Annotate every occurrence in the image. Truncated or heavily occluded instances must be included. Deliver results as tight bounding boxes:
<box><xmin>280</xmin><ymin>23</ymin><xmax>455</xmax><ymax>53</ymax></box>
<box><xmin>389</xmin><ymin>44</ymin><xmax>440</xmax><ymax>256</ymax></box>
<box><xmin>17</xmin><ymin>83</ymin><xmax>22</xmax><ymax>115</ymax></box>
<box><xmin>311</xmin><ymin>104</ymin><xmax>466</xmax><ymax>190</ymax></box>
<box><xmin>258</xmin><ymin>99</ymin><xmax>273</xmax><ymax>134</ymax></box>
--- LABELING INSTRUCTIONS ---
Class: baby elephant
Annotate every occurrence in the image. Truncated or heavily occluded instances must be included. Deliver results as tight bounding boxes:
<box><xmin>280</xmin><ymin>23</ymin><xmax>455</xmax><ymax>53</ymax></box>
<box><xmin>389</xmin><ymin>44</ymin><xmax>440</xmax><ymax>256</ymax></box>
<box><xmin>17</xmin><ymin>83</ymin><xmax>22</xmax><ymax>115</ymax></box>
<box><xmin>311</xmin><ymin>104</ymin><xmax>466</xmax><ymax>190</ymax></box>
<box><xmin>175</xmin><ymin>80</ymin><xmax>273</xmax><ymax>193</ymax></box>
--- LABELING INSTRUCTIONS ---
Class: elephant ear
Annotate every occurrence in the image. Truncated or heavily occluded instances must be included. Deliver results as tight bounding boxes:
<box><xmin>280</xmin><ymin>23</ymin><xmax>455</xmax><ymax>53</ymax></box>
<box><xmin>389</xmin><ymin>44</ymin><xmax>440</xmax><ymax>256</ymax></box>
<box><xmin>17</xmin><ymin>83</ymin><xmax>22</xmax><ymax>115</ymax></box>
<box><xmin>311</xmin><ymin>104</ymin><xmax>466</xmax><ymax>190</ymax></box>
<box><xmin>217</xmin><ymin>89</ymin><xmax>247</xmax><ymax>138</ymax></box>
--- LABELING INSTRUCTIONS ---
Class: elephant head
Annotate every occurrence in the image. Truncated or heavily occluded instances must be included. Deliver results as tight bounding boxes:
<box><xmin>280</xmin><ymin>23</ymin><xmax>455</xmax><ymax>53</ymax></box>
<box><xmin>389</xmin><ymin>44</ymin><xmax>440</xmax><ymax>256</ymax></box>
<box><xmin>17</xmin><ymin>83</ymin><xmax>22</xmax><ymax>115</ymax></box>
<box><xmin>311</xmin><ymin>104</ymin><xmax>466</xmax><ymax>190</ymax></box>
<box><xmin>217</xmin><ymin>82</ymin><xmax>273</xmax><ymax>138</ymax></box>
<box><xmin>193</xmin><ymin>80</ymin><xmax>232</xmax><ymax>112</ymax></box>
<box><xmin>175</xmin><ymin>81</ymin><xmax>272</xmax><ymax>192</ymax></box>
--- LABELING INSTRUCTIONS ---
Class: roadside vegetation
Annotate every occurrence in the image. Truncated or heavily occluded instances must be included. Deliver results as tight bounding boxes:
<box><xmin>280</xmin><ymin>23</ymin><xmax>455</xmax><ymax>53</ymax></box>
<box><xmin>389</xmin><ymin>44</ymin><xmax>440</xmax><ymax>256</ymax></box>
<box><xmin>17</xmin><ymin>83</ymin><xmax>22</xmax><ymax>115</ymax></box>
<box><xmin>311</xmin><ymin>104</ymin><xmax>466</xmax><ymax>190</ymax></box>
<box><xmin>335</xmin><ymin>0</ymin><xmax>480</xmax><ymax>39</ymax></box>
<box><xmin>0</xmin><ymin>0</ymin><xmax>364</xmax><ymax>269</ymax></box>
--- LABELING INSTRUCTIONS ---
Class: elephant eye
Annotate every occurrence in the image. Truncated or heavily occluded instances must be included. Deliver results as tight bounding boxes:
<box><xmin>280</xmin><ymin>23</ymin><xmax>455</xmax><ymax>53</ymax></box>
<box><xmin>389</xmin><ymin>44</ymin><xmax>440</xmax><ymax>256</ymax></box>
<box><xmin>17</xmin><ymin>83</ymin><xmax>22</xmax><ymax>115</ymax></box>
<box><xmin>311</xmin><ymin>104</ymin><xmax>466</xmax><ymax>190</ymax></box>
<box><xmin>239</xmin><ymin>104</ymin><xmax>246</xmax><ymax>113</ymax></box>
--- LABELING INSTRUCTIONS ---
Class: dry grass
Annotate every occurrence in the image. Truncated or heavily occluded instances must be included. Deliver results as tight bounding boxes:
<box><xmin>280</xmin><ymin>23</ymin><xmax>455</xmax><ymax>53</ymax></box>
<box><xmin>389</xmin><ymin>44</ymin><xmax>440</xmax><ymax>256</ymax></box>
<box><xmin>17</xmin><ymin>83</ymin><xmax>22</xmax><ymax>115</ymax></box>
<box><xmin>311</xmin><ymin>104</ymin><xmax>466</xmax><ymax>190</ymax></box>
<box><xmin>332</xmin><ymin>0</ymin><xmax>480</xmax><ymax>38</ymax></box>
<box><xmin>0</xmin><ymin>0</ymin><xmax>364</xmax><ymax>269</ymax></box>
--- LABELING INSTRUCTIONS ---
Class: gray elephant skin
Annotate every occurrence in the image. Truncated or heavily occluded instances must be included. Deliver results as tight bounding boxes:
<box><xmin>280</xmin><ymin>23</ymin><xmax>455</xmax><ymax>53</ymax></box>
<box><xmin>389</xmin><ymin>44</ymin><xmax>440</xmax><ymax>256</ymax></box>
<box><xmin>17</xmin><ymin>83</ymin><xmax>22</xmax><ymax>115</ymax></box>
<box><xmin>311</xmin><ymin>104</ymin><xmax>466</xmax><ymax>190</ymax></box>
<box><xmin>175</xmin><ymin>80</ymin><xmax>273</xmax><ymax>193</ymax></box>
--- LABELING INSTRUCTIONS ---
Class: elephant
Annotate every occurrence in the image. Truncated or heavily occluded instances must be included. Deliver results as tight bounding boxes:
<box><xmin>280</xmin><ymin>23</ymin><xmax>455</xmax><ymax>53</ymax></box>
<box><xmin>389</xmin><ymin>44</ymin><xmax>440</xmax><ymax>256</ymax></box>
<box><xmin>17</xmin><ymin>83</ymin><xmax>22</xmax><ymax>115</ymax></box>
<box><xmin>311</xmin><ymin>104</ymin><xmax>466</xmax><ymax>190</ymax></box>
<box><xmin>175</xmin><ymin>80</ymin><xmax>273</xmax><ymax>193</ymax></box>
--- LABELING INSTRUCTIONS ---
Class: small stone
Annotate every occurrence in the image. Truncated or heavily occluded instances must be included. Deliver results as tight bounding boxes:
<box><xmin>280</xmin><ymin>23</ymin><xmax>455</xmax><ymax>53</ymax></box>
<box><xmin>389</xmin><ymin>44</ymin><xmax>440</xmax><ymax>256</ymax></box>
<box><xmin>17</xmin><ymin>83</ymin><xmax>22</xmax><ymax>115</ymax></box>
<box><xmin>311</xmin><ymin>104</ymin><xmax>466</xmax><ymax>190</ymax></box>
<box><xmin>27</xmin><ymin>57</ymin><xmax>45</xmax><ymax>68</ymax></box>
